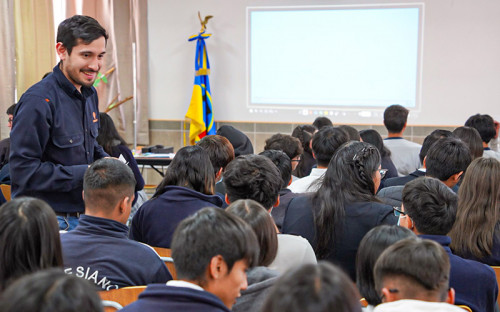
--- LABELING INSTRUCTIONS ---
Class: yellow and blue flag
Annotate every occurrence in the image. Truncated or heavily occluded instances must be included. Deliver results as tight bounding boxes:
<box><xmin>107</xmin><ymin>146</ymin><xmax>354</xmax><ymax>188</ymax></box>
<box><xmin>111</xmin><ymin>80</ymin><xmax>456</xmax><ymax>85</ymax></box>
<box><xmin>186</xmin><ymin>31</ymin><xmax>216</xmax><ymax>145</ymax></box>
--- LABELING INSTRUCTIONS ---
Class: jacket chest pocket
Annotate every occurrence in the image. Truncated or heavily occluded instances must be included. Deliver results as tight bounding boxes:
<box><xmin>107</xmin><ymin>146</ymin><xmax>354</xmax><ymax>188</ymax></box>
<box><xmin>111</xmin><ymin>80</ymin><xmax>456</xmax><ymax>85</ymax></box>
<box><xmin>52</xmin><ymin>133</ymin><xmax>84</xmax><ymax>148</ymax></box>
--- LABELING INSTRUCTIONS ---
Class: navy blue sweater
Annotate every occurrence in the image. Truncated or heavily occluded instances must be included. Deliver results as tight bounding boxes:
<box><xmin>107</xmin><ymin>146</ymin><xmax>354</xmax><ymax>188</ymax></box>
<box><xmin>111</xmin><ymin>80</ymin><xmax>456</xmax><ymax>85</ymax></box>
<box><xmin>61</xmin><ymin>215</ymin><xmax>171</xmax><ymax>290</ymax></box>
<box><xmin>120</xmin><ymin>284</ymin><xmax>230</xmax><ymax>312</ymax></box>
<box><xmin>130</xmin><ymin>186</ymin><xmax>223</xmax><ymax>248</ymax></box>
<box><xmin>420</xmin><ymin>235</ymin><xmax>498</xmax><ymax>312</ymax></box>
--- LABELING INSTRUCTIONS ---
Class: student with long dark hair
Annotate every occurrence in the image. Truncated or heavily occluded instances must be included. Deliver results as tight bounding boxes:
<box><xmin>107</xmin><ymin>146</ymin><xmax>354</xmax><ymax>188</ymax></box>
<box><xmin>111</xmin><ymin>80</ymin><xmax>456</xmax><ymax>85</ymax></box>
<box><xmin>355</xmin><ymin>225</ymin><xmax>416</xmax><ymax>310</ymax></box>
<box><xmin>282</xmin><ymin>141</ymin><xmax>397</xmax><ymax>280</ymax></box>
<box><xmin>97</xmin><ymin>113</ymin><xmax>145</xmax><ymax>209</ymax></box>
<box><xmin>227</xmin><ymin>199</ymin><xmax>279</xmax><ymax>312</ymax></box>
<box><xmin>449</xmin><ymin>157</ymin><xmax>500</xmax><ymax>265</ymax></box>
<box><xmin>129</xmin><ymin>145</ymin><xmax>222</xmax><ymax>248</ymax></box>
<box><xmin>359</xmin><ymin>129</ymin><xmax>398</xmax><ymax>179</ymax></box>
<box><xmin>0</xmin><ymin>197</ymin><xmax>63</xmax><ymax>291</ymax></box>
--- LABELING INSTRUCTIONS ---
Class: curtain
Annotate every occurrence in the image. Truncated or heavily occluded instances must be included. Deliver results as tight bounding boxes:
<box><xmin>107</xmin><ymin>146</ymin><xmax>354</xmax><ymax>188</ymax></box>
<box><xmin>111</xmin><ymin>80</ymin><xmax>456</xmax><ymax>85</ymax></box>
<box><xmin>14</xmin><ymin>0</ymin><xmax>55</xmax><ymax>99</ymax></box>
<box><xmin>0</xmin><ymin>0</ymin><xmax>15</xmax><ymax>139</ymax></box>
<box><xmin>67</xmin><ymin>0</ymin><xmax>150</xmax><ymax>146</ymax></box>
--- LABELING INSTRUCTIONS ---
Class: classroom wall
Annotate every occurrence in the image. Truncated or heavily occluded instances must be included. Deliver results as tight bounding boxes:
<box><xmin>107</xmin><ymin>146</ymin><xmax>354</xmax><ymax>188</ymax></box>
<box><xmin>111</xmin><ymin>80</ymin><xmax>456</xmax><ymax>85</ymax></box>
<box><xmin>147</xmin><ymin>0</ymin><xmax>500</xmax><ymax>126</ymax></box>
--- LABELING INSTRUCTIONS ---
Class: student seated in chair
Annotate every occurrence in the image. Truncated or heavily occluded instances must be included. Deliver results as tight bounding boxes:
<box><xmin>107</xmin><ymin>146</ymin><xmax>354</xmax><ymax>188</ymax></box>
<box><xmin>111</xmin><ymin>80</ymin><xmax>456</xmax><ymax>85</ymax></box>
<box><xmin>373</xmin><ymin>238</ymin><xmax>464</xmax><ymax>312</ymax></box>
<box><xmin>61</xmin><ymin>158</ymin><xmax>172</xmax><ymax>290</ymax></box>
<box><xmin>397</xmin><ymin>177</ymin><xmax>498</xmax><ymax>312</ymax></box>
<box><xmin>121</xmin><ymin>207</ymin><xmax>259</xmax><ymax>312</ymax></box>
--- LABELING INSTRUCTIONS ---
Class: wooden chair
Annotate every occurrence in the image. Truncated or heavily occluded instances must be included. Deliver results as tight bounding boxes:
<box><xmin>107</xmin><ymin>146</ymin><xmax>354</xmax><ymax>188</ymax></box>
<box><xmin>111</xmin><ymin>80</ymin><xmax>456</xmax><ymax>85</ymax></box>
<box><xmin>492</xmin><ymin>266</ymin><xmax>500</xmax><ymax>306</ymax></box>
<box><xmin>0</xmin><ymin>184</ymin><xmax>10</xmax><ymax>201</ymax></box>
<box><xmin>152</xmin><ymin>246</ymin><xmax>177</xmax><ymax>279</ymax></box>
<box><xmin>359</xmin><ymin>298</ymin><xmax>368</xmax><ymax>307</ymax></box>
<box><xmin>99</xmin><ymin>286</ymin><xmax>146</xmax><ymax>312</ymax></box>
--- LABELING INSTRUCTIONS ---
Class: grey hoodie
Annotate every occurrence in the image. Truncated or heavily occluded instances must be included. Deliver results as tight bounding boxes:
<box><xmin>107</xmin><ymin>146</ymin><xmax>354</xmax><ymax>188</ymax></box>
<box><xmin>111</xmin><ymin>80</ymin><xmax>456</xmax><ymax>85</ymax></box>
<box><xmin>232</xmin><ymin>266</ymin><xmax>279</xmax><ymax>312</ymax></box>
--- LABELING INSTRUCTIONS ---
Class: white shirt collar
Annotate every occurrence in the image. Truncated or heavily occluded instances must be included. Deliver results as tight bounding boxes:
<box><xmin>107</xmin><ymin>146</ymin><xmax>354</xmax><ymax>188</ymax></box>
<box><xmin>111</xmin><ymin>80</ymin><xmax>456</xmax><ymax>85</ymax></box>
<box><xmin>166</xmin><ymin>280</ymin><xmax>204</xmax><ymax>291</ymax></box>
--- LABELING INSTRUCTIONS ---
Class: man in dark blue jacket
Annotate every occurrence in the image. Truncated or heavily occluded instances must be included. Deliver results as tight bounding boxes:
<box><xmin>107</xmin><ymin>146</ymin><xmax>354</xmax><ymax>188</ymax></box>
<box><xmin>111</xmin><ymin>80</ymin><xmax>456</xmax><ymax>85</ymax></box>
<box><xmin>121</xmin><ymin>207</ymin><xmax>259</xmax><ymax>312</ymax></box>
<box><xmin>399</xmin><ymin>177</ymin><xmax>498</xmax><ymax>312</ymax></box>
<box><xmin>61</xmin><ymin>158</ymin><xmax>172</xmax><ymax>290</ymax></box>
<box><xmin>10</xmin><ymin>15</ymin><xmax>109</xmax><ymax>231</ymax></box>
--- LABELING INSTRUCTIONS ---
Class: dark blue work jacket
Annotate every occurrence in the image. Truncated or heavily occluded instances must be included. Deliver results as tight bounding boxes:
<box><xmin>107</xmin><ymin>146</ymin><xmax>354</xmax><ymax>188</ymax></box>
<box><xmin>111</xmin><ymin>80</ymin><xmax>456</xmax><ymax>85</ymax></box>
<box><xmin>10</xmin><ymin>64</ymin><xmax>108</xmax><ymax>213</ymax></box>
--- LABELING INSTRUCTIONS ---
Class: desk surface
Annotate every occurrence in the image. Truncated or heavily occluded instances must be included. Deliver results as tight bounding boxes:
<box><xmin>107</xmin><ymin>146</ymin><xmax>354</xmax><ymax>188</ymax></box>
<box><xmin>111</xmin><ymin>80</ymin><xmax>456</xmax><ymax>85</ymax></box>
<box><xmin>135</xmin><ymin>156</ymin><xmax>172</xmax><ymax>166</ymax></box>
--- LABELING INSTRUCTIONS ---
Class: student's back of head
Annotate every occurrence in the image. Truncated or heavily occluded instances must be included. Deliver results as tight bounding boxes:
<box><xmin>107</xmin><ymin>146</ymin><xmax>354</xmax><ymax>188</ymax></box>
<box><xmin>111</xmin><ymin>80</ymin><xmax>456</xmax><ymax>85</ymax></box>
<box><xmin>0</xmin><ymin>268</ymin><xmax>103</xmax><ymax>312</ymax></box>
<box><xmin>262</xmin><ymin>262</ymin><xmax>361</xmax><ymax>312</ymax></box>
<box><xmin>226</xmin><ymin>199</ymin><xmax>278</xmax><ymax>266</ymax></box>
<box><xmin>383</xmin><ymin>104</ymin><xmax>409</xmax><ymax>134</ymax></box>
<box><xmin>83</xmin><ymin>158</ymin><xmax>136</xmax><ymax>218</ymax></box>
<box><xmin>0</xmin><ymin>197</ymin><xmax>63</xmax><ymax>291</ymax></box>
<box><xmin>264</xmin><ymin>133</ymin><xmax>303</xmax><ymax>161</ymax></box>
<box><xmin>96</xmin><ymin>113</ymin><xmax>127</xmax><ymax>155</ymax></box>
<box><xmin>374</xmin><ymin>238</ymin><xmax>452</xmax><ymax>304</ymax></box>
<box><xmin>465</xmin><ymin>113</ymin><xmax>497</xmax><ymax>144</ymax></box>
<box><xmin>402</xmin><ymin>177</ymin><xmax>458</xmax><ymax>235</ymax></box>
<box><xmin>196</xmin><ymin>134</ymin><xmax>235</xmax><ymax>178</ymax></box>
<box><xmin>313</xmin><ymin>116</ymin><xmax>333</xmax><ymax>130</ymax></box>
<box><xmin>339</xmin><ymin>125</ymin><xmax>360</xmax><ymax>141</ymax></box>
<box><xmin>154</xmin><ymin>145</ymin><xmax>215</xmax><ymax>198</ymax></box>
<box><xmin>259</xmin><ymin>149</ymin><xmax>292</xmax><ymax>189</ymax></box>
<box><xmin>311</xmin><ymin>126</ymin><xmax>349</xmax><ymax>167</ymax></box>
<box><xmin>223</xmin><ymin>154</ymin><xmax>282</xmax><ymax>210</ymax></box>
<box><xmin>425</xmin><ymin>137</ymin><xmax>471</xmax><ymax>186</ymax></box>
<box><xmin>419</xmin><ymin>130</ymin><xmax>454</xmax><ymax>164</ymax></box>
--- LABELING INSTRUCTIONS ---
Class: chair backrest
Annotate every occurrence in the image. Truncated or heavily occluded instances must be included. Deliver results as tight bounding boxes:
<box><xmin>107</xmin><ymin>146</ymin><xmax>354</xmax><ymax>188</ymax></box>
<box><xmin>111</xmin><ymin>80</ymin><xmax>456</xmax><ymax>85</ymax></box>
<box><xmin>491</xmin><ymin>266</ymin><xmax>500</xmax><ymax>306</ymax></box>
<box><xmin>152</xmin><ymin>246</ymin><xmax>177</xmax><ymax>279</ymax></box>
<box><xmin>99</xmin><ymin>286</ymin><xmax>146</xmax><ymax>312</ymax></box>
<box><xmin>359</xmin><ymin>298</ymin><xmax>368</xmax><ymax>307</ymax></box>
<box><xmin>0</xmin><ymin>184</ymin><xmax>10</xmax><ymax>201</ymax></box>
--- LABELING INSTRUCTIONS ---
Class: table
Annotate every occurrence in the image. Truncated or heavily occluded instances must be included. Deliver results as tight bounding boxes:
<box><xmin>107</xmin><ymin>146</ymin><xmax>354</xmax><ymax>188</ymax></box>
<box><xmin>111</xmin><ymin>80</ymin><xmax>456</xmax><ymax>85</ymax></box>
<box><xmin>135</xmin><ymin>154</ymin><xmax>173</xmax><ymax>177</ymax></box>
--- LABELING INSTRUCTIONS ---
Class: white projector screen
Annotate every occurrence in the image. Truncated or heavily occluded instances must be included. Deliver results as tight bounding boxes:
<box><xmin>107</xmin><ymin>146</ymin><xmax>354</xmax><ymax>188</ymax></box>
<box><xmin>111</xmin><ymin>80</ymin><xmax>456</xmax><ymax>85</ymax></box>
<box><xmin>248</xmin><ymin>5</ymin><xmax>423</xmax><ymax>111</ymax></box>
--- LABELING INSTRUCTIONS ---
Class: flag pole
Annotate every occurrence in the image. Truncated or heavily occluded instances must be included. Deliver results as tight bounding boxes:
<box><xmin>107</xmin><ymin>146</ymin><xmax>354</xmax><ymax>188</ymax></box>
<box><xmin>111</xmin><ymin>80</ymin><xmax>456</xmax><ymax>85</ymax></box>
<box><xmin>132</xmin><ymin>42</ymin><xmax>137</xmax><ymax>151</ymax></box>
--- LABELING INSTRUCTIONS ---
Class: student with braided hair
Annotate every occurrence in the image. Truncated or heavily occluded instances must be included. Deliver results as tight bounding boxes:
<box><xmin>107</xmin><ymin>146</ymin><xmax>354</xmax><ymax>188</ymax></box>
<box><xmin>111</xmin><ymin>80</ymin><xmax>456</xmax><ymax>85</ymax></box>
<box><xmin>282</xmin><ymin>141</ymin><xmax>397</xmax><ymax>281</ymax></box>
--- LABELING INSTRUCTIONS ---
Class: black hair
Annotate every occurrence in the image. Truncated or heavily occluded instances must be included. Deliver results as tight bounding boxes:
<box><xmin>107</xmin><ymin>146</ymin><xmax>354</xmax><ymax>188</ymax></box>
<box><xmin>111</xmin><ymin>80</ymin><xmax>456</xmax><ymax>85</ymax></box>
<box><xmin>339</xmin><ymin>125</ymin><xmax>361</xmax><ymax>141</ymax></box>
<box><xmin>465</xmin><ymin>114</ymin><xmax>497</xmax><ymax>143</ymax></box>
<box><xmin>226</xmin><ymin>199</ymin><xmax>278</xmax><ymax>266</ymax></box>
<box><xmin>223</xmin><ymin>154</ymin><xmax>282</xmax><ymax>209</ymax></box>
<box><xmin>154</xmin><ymin>145</ymin><xmax>215</xmax><ymax>198</ymax></box>
<box><xmin>374</xmin><ymin>238</ymin><xmax>450</xmax><ymax>301</ymax></box>
<box><xmin>83</xmin><ymin>158</ymin><xmax>136</xmax><ymax>213</ymax></box>
<box><xmin>291</xmin><ymin>125</ymin><xmax>316</xmax><ymax>178</ymax></box>
<box><xmin>57</xmin><ymin>15</ymin><xmax>108</xmax><ymax>55</ymax></box>
<box><xmin>96</xmin><ymin>113</ymin><xmax>127</xmax><ymax>156</ymax></box>
<box><xmin>0</xmin><ymin>268</ymin><xmax>103</xmax><ymax>312</ymax></box>
<box><xmin>383</xmin><ymin>104</ymin><xmax>409</xmax><ymax>133</ymax></box>
<box><xmin>402</xmin><ymin>177</ymin><xmax>458</xmax><ymax>235</ymax></box>
<box><xmin>359</xmin><ymin>129</ymin><xmax>391</xmax><ymax>157</ymax></box>
<box><xmin>313</xmin><ymin>117</ymin><xmax>333</xmax><ymax>130</ymax></box>
<box><xmin>356</xmin><ymin>225</ymin><xmax>416</xmax><ymax>305</ymax></box>
<box><xmin>6</xmin><ymin>104</ymin><xmax>16</xmax><ymax>115</ymax></box>
<box><xmin>264</xmin><ymin>133</ymin><xmax>303</xmax><ymax>160</ymax></box>
<box><xmin>196</xmin><ymin>135</ymin><xmax>235</xmax><ymax>177</ymax></box>
<box><xmin>262</xmin><ymin>262</ymin><xmax>361</xmax><ymax>312</ymax></box>
<box><xmin>311</xmin><ymin>126</ymin><xmax>349</xmax><ymax>167</ymax></box>
<box><xmin>171</xmin><ymin>207</ymin><xmax>259</xmax><ymax>282</ymax></box>
<box><xmin>259</xmin><ymin>149</ymin><xmax>292</xmax><ymax>189</ymax></box>
<box><xmin>453</xmin><ymin>126</ymin><xmax>484</xmax><ymax>159</ymax></box>
<box><xmin>0</xmin><ymin>198</ymin><xmax>63</xmax><ymax>291</ymax></box>
<box><xmin>419</xmin><ymin>130</ymin><xmax>454</xmax><ymax>164</ymax></box>
<box><xmin>425</xmin><ymin>137</ymin><xmax>471</xmax><ymax>181</ymax></box>
<box><xmin>313</xmin><ymin>141</ymin><xmax>381</xmax><ymax>259</ymax></box>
